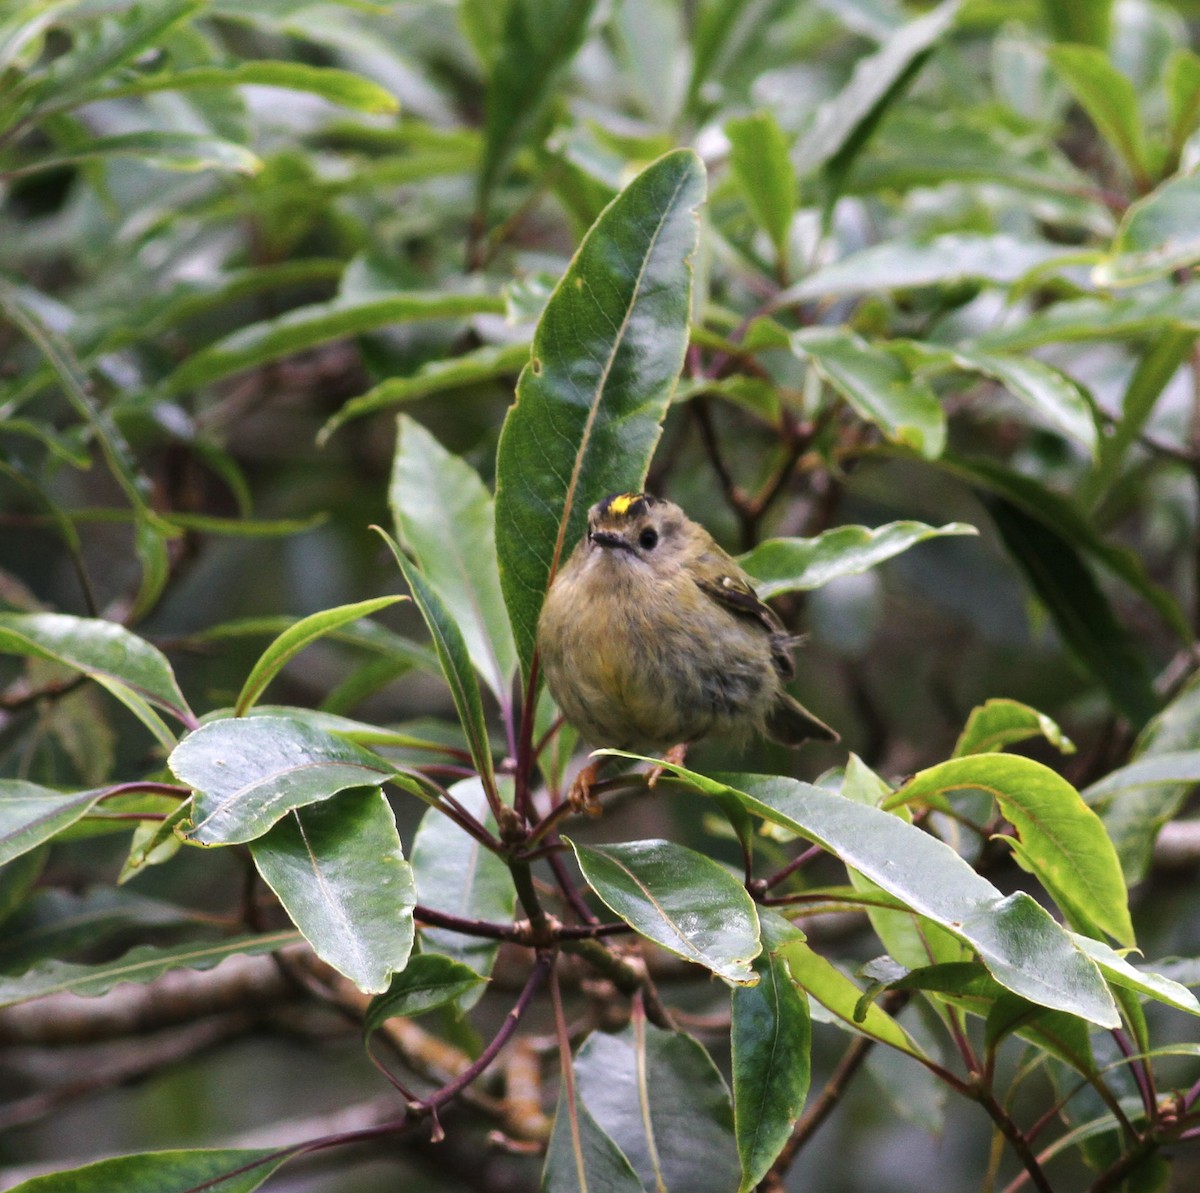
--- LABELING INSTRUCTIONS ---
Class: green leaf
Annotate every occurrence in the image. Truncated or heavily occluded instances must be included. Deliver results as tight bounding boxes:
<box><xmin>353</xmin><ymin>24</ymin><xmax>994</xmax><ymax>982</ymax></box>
<box><xmin>1037</xmin><ymin>0</ymin><xmax>1111</xmax><ymax>47</ymax></box>
<box><xmin>618</xmin><ymin>756</ymin><xmax>1119</xmax><ymax>1026</ymax></box>
<box><xmin>790</xmin><ymin>328</ymin><xmax>946</xmax><ymax>458</ymax></box>
<box><xmin>165</xmin><ymin>291</ymin><xmax>504</xmax><ymax>392</ymax></box>
<box><xmin>732</xmin><ymin>914</ymin><xmax>811</xmax><ymax>1191</ymax></box>
<box><xmin>726</xmin><ymin>111</ymin><xmax>796</xmax><ymax>261</ymax></box>
<box><xmin>0</xmin><ymin>780</ymin><xmax>106</xmax><ymax>867</ymax></box>
<box><xmin>779</xmin><ymin>234</ymin><xmax>1070</xmax><ymax>302</ymax></box>
<box><xmin>776</xmin><ymin>936</ymin><xmax>928</xmax><ymax>1057</ymax></box>
<box><xmin>234</xmin><ymin>597</ymin><xmax>402</xmax><ymax>716</ymax></box>
<box><xmin>1095</xmin><ymin>173</ymin><xmax>1200</xmax><ymax>286</ymax></box>
<box><xmin>250</xmin><ymin>790</ymin><xmax>414</xmax><ymax>994</ymax></box>
<box><xmin>493</xmin><ymin>149</ymin><xmax>706</xmax><ymax>678</ymax></box>
<box><xmin>375</xmin><ymin>528</ymin><xmax>497</xmax><ymax>796</ymax></box>
<box><xmin>390</xmin><ymin>417</ymin><xmax>517</xmax><ymax>704</ymax></box>
<box><xmin>794</xmin><ymin>0</ymin><xmax>959</xmax><ymax>206</ymax></box>
<box><xmin>985</xmin><ymin>496</ymin><xmax>1158</xmax><ymax>728</ymax></box>
<box><xmin>901</xmin><ymin>343</ymin><xmax>1099</xmax><ymax>457</ymax></box>
<box><xmin>478</xmin><ymin>0</ymin><xmax>598</xmax><ymax>212</ymax></box>
<box><xmin>893</xmin><ymin>754</ymin><xmax>1134</xmax><ymax>947</ymax></box>
<box><xmin>93</xmin><ymin>61</ymin><xmax>397</xmax><ymax>113</ymax></box>
<box><xmin>318</xmin><ymin>341</ymin><xmax>530</xmax><ymax>444</ymax></box>
<box><xmin>409</xmin><ymin>778</ymin><xmax>514</xmax><ymax>1008</ymax></box>
<box><xmin>0</xmin><ymin>612</ymin><xmax>192</xmax><ymax>724</ymax></box>
<box><xmin>542</xmin><ymin>1085</ymin><xmax>643</xmax><ymax>1193</ymax></box>
<box><xmin>4</xmin><ymin>1149</ymin><xmax>291</xmax><ymax>1193</ymax></box>
<box><xmin>363</xmin><ymin>954</ymin><xmax>486</xmax><ymax>1038</ymax></box>
<box><xmin>575</xmin><ymin>1022</ymin><xmax>741</xmax><ymax>1193</ymax></box>
<box><xmin>1166</xmin><ymin>48</ymin><xmax>1200</xmax><ymax>156</ymax></box>
<box><xmin>1084</xmin><ymin>331</ymin><xmax>1196</xmax><ymax>506</ymax></box>
<box><xmin>940</xmin><ymin>453</ymin><xmax>1190</xmax><ymax>642</ymax></box>
<box><xmin>172</xmin><ymin>715</ymin><xmax>394</xmax><ymax>846</ymax></box>
<box><xmin>569</xmin><ymin>838</ymin><xmax>761</xmax><ymax>985</ymax></box>
<box><xmin>739</xmin><ymin>520</ymin><xmax>976</xmax><ymax>599</ymax></box>
<box><xmin>1047</xmin><ymin>45</ymin><xmax>1150</xmax><ymax>186</ymax></box>
<box><xmin>8</xmin><ymin>130</ymin><xmax>262</xmax><ymax>179</ymax></box>
<box><xmin>952</xmin><ymin>698</ymin><xmax>1075</xmax><ymax>758</ymax></box>
<box><xmin>1073</xmin><ymin>936</ymin><xmax>1200</xmax><ymax>1018</ymax></box>
<box><xmin>0</xmin><ymin>931</ymin><xmax>300</xmax><ymax>1008</ymax></box>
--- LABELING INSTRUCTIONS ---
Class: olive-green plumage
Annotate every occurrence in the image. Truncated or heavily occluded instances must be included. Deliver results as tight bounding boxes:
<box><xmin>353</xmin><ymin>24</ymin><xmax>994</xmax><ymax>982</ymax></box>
<box><xmin>536</xmin><ymin>492</ymin><xmax>837</xmax><ymax>753</ymax></box>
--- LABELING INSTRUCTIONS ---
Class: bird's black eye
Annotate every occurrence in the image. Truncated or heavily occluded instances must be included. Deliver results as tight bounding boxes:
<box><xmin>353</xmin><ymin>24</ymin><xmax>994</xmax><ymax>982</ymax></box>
<box><xmin>639</xmin><ymin>527</ymin><xmax>659</xmax><ymax>550</ymax></box>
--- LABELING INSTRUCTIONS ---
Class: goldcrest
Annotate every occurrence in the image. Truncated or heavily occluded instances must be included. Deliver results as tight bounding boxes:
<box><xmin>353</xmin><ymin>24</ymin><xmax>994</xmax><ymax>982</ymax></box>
<box><xmin>537</xmin><ymin>492</ymin><xmax>837</xmax><ymax>754</ymax></box>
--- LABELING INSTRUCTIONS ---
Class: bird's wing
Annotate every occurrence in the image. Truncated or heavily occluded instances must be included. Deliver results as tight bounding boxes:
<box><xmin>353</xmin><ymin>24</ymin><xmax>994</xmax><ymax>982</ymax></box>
<box><xmin>695</xmin><ymin>570</ymin><xmax>796</xmax><ymax>681</ymax></box>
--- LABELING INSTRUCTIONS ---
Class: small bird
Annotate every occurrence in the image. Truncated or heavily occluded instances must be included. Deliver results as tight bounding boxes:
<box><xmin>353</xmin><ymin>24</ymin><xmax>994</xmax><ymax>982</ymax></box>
<box><xmin>537</xmin><ymin>492</ymin><xmax>836</xmax><ymax>791</ymax></box>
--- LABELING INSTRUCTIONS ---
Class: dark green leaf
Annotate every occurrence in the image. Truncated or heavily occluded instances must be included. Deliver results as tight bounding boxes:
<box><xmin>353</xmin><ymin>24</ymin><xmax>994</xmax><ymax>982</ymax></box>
<box><xmin>986</xmin><ymin>496</ymin><xmax>1157</xmax><ymax>728</ymax></box>
<box><xmin>390</xmin><ymin>417</ymin><xmax>517</xmax><ymax>704</ymax></box>
<box><xmin>494</xmin><ymin>150</ymin><xmax>705</xmax><ymax>677</ymax></box>
<box><xmin>478</xmin><ymin>0</ymin><xmax>598</xmax><ymax>211</ymax></box>
<box><xmin>1037</xmin><ymin>0</ymin><xmax>1111</xmax><ymax>47</ymax></box>
<box><xmin>250</xmin><ymin>790</ymin><xmax>415</xmax><ymax>994</ymax></box>
<box><xmin>410</xmin><ymin>778</ymin><xmax>514</xmax><ymax>1008</ymax></box>
<box><xmin>731</xmin><ymin>914</ymin><xmax>811</xmax><ymax>1191</ymax></box>
<box><xmin>740</xmin><ymin>520</ymin><xmax>976</xmax><ymax>599</ymax></box>
<box><xmin>363</xmin><ymin>954</ymin><xmax>486</xmax><ymax>1037</ymax></box>
<box><xmin>1166</xmin><ymin>48</ymin><xmax>1200</xmax><ymax>156</ymax></box>
<box><xmin>575</xmin><ymin>1022</ymin><xmax>741</xmax><ymax>1193</ymax></box>
<box><xmin>172</xmin><ymin>715</ymin><xmax>394</xmax><ymax>846</ymax></box>
<box><xmin>569</xmin><ymin>838</ymin><xmax>761</xmax><ymax>985</ymax></box>
<box><xmin>541</xmin><ymin>1084</ymin><xmax>643</xmax><ymax>1193</ymax></box>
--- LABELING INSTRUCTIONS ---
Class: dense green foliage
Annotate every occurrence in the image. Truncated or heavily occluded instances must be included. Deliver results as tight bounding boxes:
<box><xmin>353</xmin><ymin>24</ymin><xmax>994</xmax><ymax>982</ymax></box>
<box><xmin>2</xmin><ymin>1</ymin><xmax>1200</xmax><ymax>1190</ymax></box>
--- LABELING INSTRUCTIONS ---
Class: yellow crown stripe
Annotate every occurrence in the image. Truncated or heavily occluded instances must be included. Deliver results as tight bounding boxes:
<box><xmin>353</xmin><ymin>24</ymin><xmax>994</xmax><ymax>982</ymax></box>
<box><xmin>607</xmin><ymin>493</ymin><xmax>641</xmax><ymax>516</ymax></box>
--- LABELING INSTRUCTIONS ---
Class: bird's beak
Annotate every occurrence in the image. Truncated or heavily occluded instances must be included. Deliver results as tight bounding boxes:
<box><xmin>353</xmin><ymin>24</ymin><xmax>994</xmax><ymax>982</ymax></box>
<box><xmin>589</xmin><ymin>530</ymin><xmax>630</xmax><ymax>552</ymax></box>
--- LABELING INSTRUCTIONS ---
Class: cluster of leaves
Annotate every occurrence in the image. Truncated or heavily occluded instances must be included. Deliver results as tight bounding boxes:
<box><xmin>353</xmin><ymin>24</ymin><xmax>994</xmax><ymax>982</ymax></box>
<box><xmin>3</xmin><ymin>1</ymin><xmax>1200</xmax><ymax>1192</ymax></box>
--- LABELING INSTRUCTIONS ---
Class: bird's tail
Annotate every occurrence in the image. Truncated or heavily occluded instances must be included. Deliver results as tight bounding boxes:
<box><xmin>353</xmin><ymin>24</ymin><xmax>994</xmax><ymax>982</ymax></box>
<box><xmin>766</xmin><ymin>692</ymin><xmax>838</xmax><ymax>746</ymax></box>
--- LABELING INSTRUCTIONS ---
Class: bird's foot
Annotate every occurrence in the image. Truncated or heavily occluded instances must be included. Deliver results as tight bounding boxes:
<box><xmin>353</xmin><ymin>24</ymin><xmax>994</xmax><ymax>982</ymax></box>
<box><xmin>647</xmin><ymin>743</ymin><xmax>688</xmax><ymax>789</ymax></box>
<box><xmin>567</xmin><ymin>760</ymin><xmax>603</xmax><ymax>817</ymax></box>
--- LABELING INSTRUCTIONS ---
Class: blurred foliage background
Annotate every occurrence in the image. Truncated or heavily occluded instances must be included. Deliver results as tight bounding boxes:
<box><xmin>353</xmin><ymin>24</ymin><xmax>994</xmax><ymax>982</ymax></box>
<box><xmin>3</xmin><ymin>0</ymin><xmax>1200</xmax><ymax>1189</ymax></box>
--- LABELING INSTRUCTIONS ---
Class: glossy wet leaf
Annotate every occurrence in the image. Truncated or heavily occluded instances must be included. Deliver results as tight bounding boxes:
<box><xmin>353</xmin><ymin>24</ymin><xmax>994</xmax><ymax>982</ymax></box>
<box><xmin>234</xmin><ymin>596</ymin><xmax>402</xmax><ymax>715</ymax></box>
<box><xmin>171</xmin><ymin>715</ymin><xmax>395</xmax><ymax>846</ymax></box>
<box><xmin>953</xmin><ymin>698</ymin><xmax>1075</xmax><ymax>757</ymax></box>
<box><xmin>740</xmin><ymin>520</ymin><xmax>976</xmax><ymax>599</ymax></box>
<box><xmin>250</xmin><ymin>790</ymin><xmax>415</xmax><ymax>994</ymax></box>
<box><xmin>391</xmin><ymin>417</ymin><xmax>517</xmax><ymax>704</ymax></box>
<box><xmin>0</xmin><ymin>780</ymin><xmax>106</xmax><ymax>867</ymax></box>
<box><xmin>363</xmin><ymin>954</ymin><xmax>485</xmax><ymax>1038</ymax></box>
<box><xmin>1073</xmin><ymin>936</ymin><xmax>1200</xmax><ymax>1018</ymax></box>
<box><xmin>613</xmin><ymin>755</ymin><xmax>1119</xmax><ymax>1026</ymax></box>
<box><xmin>569</xmin><ymin>838</ymin><xmax>761</xmax><ymax>985</ymax></box>
<box><xmin>0</xmin><ymin>612</ymin><xmax>191</xmax><ymax>723</ymax></box>
<box><xmin>375</xmin><ymin>528</ymin><xmax>497</xmax><ymax>795</ymax></box>
<box><xmin>893</xmin><ymin>754</ymin><xmax>1134</xmax><ymax>947</ymax></box>
<box><xmin>791</xmin><ymin>327</ymin><xmax>945</xmax><ymax>458</ymax></box>
<box><xmin>732</xmin><ymin>914</ymin><xmax>811</xmax><ymax>1191</ymax></box>
<box><xmin>409</xmin><ymin>778</ymin><xmax>514</xmax><ymax>1009</ymax></box>
<box><xmin>494</xmin><ymin>149</ymin><xmax>705</xmax><ymax>677</ymax></box>
<box><xmin>0</xmin><ymin>931</ymin><xmax>300</xmax><ymax>1008</ymax></box>
<box><xmin>575</xmin><ymin>1023</ymin><xmax>741</xmax><ymax>1193</ymax></box>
